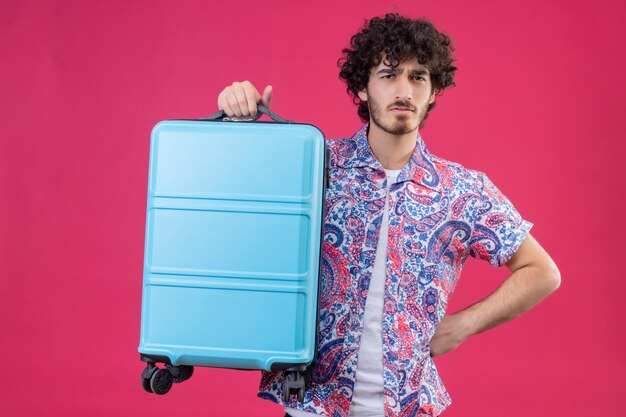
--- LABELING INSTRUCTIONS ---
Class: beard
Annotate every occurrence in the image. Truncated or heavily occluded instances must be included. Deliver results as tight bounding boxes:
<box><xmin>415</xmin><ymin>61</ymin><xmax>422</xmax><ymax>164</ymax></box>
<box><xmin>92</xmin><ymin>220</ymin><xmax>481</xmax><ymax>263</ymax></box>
<box><xmin>368</xmin><ymin>93</ymin><xmax>428</xmax><ymax>135</ymax></box>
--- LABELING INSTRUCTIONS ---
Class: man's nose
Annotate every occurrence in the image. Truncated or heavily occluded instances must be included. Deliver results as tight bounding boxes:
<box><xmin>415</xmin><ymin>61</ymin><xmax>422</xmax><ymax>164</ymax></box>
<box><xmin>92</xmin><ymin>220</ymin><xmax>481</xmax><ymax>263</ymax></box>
<box><xmin>395</xmin><ymin>77</ymin><xmax>413</xmax><ymax>101</ymax></box>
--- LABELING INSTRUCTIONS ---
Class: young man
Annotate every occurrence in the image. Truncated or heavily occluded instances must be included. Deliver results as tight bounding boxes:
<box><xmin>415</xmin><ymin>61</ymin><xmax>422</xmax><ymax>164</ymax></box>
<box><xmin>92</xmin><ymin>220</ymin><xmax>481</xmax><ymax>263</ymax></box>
<box><xmin>217</xmin><ymin>14</ymin><xmax>560</xmax><ymax>417</ymax></box>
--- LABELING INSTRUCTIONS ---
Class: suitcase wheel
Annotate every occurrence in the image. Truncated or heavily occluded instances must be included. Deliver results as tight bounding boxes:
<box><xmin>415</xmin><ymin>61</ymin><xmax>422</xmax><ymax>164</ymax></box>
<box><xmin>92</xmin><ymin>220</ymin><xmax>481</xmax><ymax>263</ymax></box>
<box><xmin>282</xmin><ymin>371</ymin><xmax>306</xmax><ymax>403</ymax></box>
<box><xmin>141</xmin><ymin>362</ymin><xmax>158</xmax><ymax>393</ymax></box>
<box><xmin>167</xmin><ymin>364</ymin><xmax>194</xmax><ymax>383</ymax></box>
<box><xmin>141</xmin><ymin>376</ymin><xmax>153</xmax><ymax>393</ymax></box>
<box><xmin>149</xmin><ymin>368</ymin><xmax>173</xmax><ymax>395</ymax></box>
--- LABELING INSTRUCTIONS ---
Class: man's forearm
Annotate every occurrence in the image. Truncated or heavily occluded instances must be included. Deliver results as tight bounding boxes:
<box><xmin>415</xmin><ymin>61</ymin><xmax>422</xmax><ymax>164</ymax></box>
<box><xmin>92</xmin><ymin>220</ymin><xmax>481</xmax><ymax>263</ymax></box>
<box><xmin>456</xmin><ymin>263</ymin><xmax>561</xmax><ymax>339</ymax></box>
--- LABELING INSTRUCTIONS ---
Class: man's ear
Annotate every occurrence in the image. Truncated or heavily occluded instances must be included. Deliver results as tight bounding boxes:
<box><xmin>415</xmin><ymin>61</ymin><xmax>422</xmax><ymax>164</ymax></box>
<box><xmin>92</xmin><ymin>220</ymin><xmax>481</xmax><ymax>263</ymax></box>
<box><xmin>428</xmin><ymin>90</ymin><xmax>437</xmax><ymax>104</ymax></box>
<box><xmin>428</xmin><ymin>90</ymin><xmax>437</xmax><ymax>105</ymax></box>
<box><xmin>358</xmin><ymin>89</ymin><xmax>368</xmax><ymax>102</ymax></box>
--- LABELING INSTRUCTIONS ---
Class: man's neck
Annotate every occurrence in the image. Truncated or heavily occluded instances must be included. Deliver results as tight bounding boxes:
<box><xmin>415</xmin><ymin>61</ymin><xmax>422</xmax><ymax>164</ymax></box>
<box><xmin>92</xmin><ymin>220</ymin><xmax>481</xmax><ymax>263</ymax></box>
<box><xmin>367</xmin><ymin>121</ymin><xmax>418</xmax><ymax>170</ymax></box>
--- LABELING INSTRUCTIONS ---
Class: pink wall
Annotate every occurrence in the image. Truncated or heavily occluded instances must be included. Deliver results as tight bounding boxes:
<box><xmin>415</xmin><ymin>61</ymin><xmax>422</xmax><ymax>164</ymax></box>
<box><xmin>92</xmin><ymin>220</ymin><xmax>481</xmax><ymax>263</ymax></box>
<box><xmin>2</xmin><ymin>0</ymin><xmax>625</xmax><ymax>416</ymax></box>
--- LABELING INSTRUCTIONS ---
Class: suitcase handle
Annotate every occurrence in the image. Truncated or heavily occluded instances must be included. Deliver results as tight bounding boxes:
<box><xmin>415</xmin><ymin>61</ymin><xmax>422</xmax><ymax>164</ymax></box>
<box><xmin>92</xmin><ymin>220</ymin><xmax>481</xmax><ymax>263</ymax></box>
<box><xmin>202</xmin><ymin>104</ymin><xmax>293</xmax><ymax>124</ymax></box>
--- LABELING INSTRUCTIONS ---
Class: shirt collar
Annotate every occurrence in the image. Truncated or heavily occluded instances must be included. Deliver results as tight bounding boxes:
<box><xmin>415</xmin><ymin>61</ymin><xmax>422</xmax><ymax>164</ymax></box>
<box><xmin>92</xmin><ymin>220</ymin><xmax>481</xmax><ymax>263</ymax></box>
<box><xmin>336</xmin><ymin>123</ymin><xmax>442</xmax><ymax>192</ymax></box>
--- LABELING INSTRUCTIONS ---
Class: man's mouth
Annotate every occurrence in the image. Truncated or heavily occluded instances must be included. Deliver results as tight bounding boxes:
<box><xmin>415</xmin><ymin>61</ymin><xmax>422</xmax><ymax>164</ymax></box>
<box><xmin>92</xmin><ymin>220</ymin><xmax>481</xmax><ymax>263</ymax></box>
<box><xmin>388</xmin><ymin>102</ymin><xmax>416</xmax><ymax>113</ymax></box>
<box><xmin>389</xmin><ymin>106</ymin><xmax>415</xmax><ymax>113</ymax></box>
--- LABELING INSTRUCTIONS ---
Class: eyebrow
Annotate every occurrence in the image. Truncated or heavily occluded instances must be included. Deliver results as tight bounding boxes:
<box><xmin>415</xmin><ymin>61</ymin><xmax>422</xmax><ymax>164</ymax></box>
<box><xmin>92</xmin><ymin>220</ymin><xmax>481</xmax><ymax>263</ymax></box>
<box><xmin>376</xmin><ymin>67</ymin><xmax>430</xmax><ymax>76</ymax></box>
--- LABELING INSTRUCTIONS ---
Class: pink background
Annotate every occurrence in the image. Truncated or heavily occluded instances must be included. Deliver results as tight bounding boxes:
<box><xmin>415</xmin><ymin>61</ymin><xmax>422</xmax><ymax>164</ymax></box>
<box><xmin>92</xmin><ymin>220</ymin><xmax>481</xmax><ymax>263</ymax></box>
<box><xmin>2</xmin><ymin>0</ymin><xmax>625</xmax><ymax>416</ymax></box>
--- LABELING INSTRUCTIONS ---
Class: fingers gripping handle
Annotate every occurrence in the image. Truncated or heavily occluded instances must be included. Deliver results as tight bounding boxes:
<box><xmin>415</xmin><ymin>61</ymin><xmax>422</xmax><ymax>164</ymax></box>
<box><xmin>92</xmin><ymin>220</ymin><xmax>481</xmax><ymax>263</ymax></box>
<box><xmin>203</xmin><ymin>104</ymin><xmax>292</xmax><ymax>124</ymax></box>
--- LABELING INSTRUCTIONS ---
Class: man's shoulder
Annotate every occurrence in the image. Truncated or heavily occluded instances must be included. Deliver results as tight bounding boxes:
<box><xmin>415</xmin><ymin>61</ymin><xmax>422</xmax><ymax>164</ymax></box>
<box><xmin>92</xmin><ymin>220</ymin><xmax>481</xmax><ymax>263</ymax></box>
<box><xmin>430</xmin><ymin>153</ymin><xmax>486</xmax><ymax>193</ymax></box>
<box><xmin>324</xmin><ymin>136</ymin><xmax>357</xmax><ymax>166</ymax></box>
<box><xmin>431</xmin><ymin>153</ymin><xmax>480</xmax><ymax>177</ymax></box>
<box><xmin>325</xmin><ymin>135</ymin><xmax>354</xmax><ymax>146</ymax></box>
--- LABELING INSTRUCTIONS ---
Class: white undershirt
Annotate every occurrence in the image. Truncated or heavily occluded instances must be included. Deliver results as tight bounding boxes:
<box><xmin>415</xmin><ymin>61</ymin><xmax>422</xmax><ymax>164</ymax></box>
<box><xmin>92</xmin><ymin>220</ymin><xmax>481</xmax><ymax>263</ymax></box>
<box><xmin>286</xmin><ymin>169</ymin><xmax>401</xmax><ymax>417</ymax></box>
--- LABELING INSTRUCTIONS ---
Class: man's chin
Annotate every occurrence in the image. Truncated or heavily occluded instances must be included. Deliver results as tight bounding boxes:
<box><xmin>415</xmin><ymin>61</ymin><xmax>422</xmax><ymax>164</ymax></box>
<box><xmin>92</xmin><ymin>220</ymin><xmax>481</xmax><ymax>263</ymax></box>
<box><xmin>387</xmin><ymin>121</ymin><xmax>419</xmax><ymax>135</ymax></box>
<box><xmin>371</xmin><ymin>114</ymin><xmax>420</xmax><ymax>135</ymax></box>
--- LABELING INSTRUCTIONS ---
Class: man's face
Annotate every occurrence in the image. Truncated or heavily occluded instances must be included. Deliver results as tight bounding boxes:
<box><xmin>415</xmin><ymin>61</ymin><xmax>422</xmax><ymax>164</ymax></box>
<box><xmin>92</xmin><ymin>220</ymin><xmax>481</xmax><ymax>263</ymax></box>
<box><xmin>358</xmin><ymin>56</ymin><xmax>436</xmax><ymax>135</ymax></box>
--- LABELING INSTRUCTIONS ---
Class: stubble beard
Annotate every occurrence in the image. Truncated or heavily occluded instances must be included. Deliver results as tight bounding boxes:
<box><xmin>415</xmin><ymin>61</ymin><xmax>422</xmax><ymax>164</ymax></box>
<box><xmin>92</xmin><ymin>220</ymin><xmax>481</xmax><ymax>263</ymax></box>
<box><xmin>368</xmin><ymin>94</ymin><xmax>427</xmax><ymax>136</ymax></box>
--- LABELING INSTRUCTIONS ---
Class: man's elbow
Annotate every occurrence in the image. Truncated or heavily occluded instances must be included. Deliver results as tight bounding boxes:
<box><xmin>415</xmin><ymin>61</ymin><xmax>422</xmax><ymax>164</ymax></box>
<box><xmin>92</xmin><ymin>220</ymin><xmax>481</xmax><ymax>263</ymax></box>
<box><xmin>542</xmin><ymin>262</ymin><xmax>561</xmax><ymax>294</ymax></box>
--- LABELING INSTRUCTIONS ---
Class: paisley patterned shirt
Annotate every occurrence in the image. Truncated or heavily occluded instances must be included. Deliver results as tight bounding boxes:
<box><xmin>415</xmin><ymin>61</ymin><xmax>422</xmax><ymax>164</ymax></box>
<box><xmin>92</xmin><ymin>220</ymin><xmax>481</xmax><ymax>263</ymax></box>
<box><xmin>258</xmin><ymin>123</ymin><xmax>533</xmax><ymax>417</ymax></box>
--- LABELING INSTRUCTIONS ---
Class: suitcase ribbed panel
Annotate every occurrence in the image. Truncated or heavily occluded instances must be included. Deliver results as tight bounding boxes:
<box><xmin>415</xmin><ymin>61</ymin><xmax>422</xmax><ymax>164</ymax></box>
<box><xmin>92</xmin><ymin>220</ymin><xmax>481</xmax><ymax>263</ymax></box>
<box><xmin>139</xmin><ymin>120</ymin><xmax>324</xmax><ymax>370</ymax></box>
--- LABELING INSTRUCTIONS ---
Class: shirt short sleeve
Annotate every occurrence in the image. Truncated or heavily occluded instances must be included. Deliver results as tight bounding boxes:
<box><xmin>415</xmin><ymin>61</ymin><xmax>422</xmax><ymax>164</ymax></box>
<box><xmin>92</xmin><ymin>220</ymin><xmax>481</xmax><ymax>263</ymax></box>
<box><xmin>468</xmin><ymin>172</ymin><xmax>533</xmax><ymax>267</ymax></box>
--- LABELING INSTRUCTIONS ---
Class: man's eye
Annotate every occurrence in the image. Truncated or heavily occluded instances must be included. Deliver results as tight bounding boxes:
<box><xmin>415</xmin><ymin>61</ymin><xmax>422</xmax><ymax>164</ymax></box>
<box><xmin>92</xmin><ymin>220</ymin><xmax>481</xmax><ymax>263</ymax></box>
<box><xmin>382</xmin><ymin>74</ymin><xmax>394</xmax><ymax>79</ymax></box>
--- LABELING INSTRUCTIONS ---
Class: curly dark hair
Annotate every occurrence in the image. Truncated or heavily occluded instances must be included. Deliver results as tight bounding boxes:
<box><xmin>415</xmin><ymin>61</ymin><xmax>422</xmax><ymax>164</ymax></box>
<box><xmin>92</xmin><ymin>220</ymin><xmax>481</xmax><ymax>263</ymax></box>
<box><xmin>338</xmin><ymin>14</ymin><xmax>457</xmax><ymax>123</ymax></box>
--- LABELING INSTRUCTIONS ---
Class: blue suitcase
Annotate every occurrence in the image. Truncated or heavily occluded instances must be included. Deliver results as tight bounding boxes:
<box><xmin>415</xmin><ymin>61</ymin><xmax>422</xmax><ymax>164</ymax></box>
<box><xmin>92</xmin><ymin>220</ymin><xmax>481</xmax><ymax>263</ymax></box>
<box><xmin>138</xmin><ymin>106</ymin><xmax>327</xmax><ymax>398</ymax></box>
